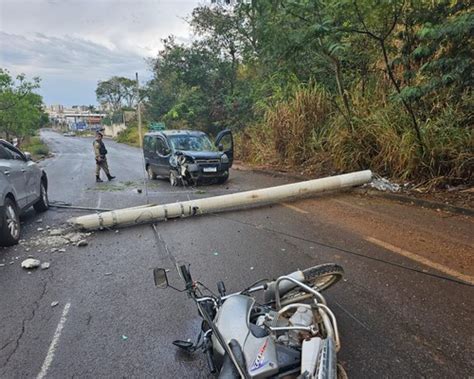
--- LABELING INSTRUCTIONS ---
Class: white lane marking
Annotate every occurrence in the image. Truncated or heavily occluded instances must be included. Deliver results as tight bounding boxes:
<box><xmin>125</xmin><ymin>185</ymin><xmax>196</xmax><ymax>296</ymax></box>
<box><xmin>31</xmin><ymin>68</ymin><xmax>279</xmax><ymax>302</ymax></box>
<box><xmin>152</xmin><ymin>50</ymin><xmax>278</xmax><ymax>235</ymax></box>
<box><xmin>280</xmin><ymin>202</ymin><xmax>309</xmax><ymax>214</ymax></box>
<box><xmin>37</xmin><ymin>302</ymin><xmax>71</xmax><ymax>379</ymax></box>
<box><xmin>365</xmin><ymin>237</ymin><xmax>474</xmax><ymax>285</ymax></box>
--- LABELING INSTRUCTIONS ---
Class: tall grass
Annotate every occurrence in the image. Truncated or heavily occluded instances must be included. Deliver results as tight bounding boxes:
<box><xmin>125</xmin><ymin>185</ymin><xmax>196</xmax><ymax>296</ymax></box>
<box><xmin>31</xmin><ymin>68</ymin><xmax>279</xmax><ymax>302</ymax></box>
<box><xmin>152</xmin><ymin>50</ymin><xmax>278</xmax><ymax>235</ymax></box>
<box><xmin>238</xmin><ymin>83</ymin><xmax>473</xmax><ymax>186</ymax></box>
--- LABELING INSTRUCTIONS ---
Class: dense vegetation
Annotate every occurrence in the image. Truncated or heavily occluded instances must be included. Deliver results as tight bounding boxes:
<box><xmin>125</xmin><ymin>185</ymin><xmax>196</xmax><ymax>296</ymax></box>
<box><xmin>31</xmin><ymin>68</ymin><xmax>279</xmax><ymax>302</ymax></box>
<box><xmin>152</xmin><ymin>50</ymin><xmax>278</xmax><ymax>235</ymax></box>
<box><xmin>0</xmin><ymin>69</ymin><xmax>49</xmax><ymax>143</ymax></box>
<box><xmin>134</xmin><ymin>1</ymin><xmax>473</xmax><ymax>186</ymax></box>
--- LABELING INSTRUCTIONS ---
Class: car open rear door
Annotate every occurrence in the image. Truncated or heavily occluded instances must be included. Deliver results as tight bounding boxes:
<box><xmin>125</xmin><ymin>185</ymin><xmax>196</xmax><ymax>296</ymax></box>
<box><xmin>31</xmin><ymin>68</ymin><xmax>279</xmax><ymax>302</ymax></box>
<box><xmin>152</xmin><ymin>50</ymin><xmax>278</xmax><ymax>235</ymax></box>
<box><xmin>215</xmin><ymin>130</ymin><xmax>233</xmax><ymax>167</ymax></box>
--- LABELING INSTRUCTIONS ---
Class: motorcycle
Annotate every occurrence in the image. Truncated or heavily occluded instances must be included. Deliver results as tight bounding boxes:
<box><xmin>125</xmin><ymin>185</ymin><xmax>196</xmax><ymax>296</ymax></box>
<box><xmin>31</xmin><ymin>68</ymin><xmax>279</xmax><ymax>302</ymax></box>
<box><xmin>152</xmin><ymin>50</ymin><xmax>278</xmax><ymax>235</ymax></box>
<box><xmin>153</xmin><ymin>263</ymin><xmax>346</xmax><ymax>378</ymax></box>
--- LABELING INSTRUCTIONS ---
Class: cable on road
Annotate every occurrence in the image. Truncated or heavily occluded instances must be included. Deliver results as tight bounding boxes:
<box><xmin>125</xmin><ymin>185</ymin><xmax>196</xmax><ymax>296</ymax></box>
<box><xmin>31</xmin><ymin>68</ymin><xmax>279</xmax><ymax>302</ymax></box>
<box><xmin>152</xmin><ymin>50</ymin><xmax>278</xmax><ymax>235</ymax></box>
<box><xmin>48</xmin><ymin>200</ymin><xmax>112</xmax><ymax>212</ymax></box>
<box><xmin>210</xmin><ymin>214</ymin><xmax>474</xmax><ymax>288</ymax></box>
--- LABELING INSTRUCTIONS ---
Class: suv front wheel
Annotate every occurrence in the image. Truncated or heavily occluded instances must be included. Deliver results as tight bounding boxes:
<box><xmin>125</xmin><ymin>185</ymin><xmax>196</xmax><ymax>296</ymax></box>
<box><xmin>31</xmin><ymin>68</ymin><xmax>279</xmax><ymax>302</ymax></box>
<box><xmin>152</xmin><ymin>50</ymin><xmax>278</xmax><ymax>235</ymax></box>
<box><xmin>0</xmin><ymin>198</ymin><xmax>20</xmax><ymax>246</ymax></box>
<box><xmin>33</xmin><ymin>181</ymin><xmax>49</xmax><ymax>212</ymax></box>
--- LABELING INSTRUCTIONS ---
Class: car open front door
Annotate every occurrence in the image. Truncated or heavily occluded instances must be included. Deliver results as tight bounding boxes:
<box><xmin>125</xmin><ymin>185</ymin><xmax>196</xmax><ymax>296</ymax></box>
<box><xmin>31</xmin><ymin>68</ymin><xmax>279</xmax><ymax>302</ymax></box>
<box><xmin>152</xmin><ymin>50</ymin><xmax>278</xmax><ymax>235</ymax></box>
<box><xmin>215</xmin><ymin>129</ymin><xmax>233</xmax><ymax>167</ymax></box>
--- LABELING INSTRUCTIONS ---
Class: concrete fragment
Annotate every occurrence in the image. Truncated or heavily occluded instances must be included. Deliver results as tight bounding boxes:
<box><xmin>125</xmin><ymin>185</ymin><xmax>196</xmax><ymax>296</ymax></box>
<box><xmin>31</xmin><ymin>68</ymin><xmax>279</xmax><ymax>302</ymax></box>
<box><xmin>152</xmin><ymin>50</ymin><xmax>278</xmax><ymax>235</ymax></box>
<box><xmin>21</xmin><ymin>258</ymin><xmax>41</xmax><ymax>269</ymax></box>
<box><xmin>36</xmin><ymin>219</ymin><xmax>43</xmax><ymax>223</ymax></box>
<box><xmin>51</xmin><ymin>301</ymin><xmax>59</xmax><ymax>307</ymax></box>
<box><xmin>49</xmin><ymin>228</ymin><xmax>64</xmax><ymax>236</ymax></box>
<box><xmin>37</xmin><ymin>227</ymin><xmax>44</xmax><ymax>232</ymax></box>
<box><xmin>40</xmin><ymin>262</ymin><xmax>50</xmax><ymax>270</ymax></box>
<box><xmin>77</xmin><ymin>240</ymin><xmax>88</xmax><ymax>247</ymax></box>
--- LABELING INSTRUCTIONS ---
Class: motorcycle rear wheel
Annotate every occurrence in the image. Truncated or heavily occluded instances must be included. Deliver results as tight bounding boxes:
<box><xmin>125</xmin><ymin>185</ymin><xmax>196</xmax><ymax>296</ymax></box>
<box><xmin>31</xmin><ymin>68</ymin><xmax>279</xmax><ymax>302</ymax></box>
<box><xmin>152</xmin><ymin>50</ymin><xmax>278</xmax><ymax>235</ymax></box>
<box><xmin>280</xmin><ymin>263</ymin><xmax>344</xmax><ymax>306</ymax></box>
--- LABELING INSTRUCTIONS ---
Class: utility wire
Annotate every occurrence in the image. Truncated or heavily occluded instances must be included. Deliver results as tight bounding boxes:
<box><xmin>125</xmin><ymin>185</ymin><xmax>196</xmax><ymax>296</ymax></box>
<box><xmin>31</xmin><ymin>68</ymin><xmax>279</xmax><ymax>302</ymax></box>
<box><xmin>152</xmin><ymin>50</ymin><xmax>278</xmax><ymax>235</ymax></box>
<box><xmin>210</xmin><ymin>214</ymin><xmax>473</xmax><ymax>288</ymax></box>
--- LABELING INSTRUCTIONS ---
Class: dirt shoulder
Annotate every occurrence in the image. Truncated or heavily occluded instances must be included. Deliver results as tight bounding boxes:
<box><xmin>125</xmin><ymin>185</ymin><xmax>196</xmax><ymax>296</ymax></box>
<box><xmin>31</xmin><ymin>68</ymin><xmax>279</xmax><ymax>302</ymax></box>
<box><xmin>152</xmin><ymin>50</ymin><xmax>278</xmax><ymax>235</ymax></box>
<box><xmin>233</xmin><ymin>162</ymin><xmax>474</xmax><ymax>281</ymax></box>
<box><xmin>292</xmin><ymin>192</ymin><xmax>474</xmax><ymax>279</ymax></box>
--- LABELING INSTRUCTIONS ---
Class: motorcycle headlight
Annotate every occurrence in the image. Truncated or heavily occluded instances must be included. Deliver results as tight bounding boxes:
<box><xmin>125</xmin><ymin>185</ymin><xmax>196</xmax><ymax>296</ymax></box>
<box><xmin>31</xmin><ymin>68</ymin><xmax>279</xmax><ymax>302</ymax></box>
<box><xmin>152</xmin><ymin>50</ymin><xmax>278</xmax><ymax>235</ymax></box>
<box><xmin>221</xmin><ymin>153</ymin><xmax>229</xmax><ymax>163</ymax></box>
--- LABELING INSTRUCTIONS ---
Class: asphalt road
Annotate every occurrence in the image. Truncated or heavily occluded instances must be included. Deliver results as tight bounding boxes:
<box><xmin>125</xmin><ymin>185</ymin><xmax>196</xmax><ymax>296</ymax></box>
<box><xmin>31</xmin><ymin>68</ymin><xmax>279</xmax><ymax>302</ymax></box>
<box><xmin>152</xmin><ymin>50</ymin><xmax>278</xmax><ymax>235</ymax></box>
<box><xmin>0</xmin><ymin>130</ymin><xmax>472</xmax><ymax>378</ymax></box>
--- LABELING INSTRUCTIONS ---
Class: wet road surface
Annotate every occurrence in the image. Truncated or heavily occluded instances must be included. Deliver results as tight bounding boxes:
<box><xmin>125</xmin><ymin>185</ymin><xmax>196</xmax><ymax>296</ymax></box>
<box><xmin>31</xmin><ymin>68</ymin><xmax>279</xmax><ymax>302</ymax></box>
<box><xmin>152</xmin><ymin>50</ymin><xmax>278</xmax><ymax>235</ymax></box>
<box><xmin>0</xmin><ymin>130</ymin><xmax>473</xmax><ymax>378</ymax></box>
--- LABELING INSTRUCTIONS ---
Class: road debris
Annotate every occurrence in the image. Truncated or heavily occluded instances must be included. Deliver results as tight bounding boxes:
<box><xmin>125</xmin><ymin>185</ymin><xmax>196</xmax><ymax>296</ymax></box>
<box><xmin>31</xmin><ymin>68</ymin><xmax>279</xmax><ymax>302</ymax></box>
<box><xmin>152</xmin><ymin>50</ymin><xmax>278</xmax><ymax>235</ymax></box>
<box><xmin>70</xmin><ymin>170</ymin><xmax>373</xmax><ymax>230</ymax></box>
<box><xmin>49</xmin><ymin>228</ymin><xmax>63</xmax><ymax>236</ymax></box>
<box><xmin>40</xmin><ymin>262</ymin><xmax>50</xmax><ymax>270</ymax></box>
<box><xmin>104</xmin><ymin>272</ymin><xmax>112</xmax><ymax>276</ymax></box>
<box><xmin>21</xmin><ymin>258</ymin><xmax>41</xmax><ymax>269</ymax></box>
<box><xmin>0</xmin><ymin>263</ymin><xmax>5</xmax><ymax>267</ymax></box>
<box><xmin>36</xmin><ymin>219</ymin><xmax>43</xmax><ymax>223</ymax></box>
<box><xmin>368</xmin><ymin>177</ymin><xmax>401</xmax><ymax>192</ymax></box>
<box><xmin>37</xmin><ymin>227</ymin><xmax>44</xmax><ymax>232</ymax></box>
<box><xmin>77</xmin><ymin>240</ymin><xmax>88</xmax><ymax>247</ymax></box>
<box><xmin>51</xmin><ymin>301</ymin><xmax>59</xmax><ymax>307</ymax></box>
<box><xmin>121</xmin><ymin>335</ymin><xmax>128</xmax><ymax>341</ymax></box>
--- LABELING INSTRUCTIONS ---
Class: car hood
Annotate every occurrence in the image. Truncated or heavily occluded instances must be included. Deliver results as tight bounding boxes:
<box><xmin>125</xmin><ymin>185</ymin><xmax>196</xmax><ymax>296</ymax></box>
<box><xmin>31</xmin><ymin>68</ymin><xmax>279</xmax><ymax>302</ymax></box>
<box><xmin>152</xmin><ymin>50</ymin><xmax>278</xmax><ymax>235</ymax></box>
<box><xmin>175</xmin><ymin>150</ymin><xmax>222</xmax><ymax>160</ymax></box>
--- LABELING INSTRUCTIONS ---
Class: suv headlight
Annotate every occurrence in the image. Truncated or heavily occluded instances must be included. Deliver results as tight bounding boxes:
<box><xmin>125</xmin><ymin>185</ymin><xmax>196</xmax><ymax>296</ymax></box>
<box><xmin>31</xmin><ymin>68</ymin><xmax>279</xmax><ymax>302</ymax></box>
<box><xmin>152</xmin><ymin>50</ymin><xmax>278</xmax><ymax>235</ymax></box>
<box><xmin>221</xmin><ymin>153</ymin><xmax>229</xmax><ymax>163</ymax></box>
<box><xmin>169</xmin><ymin>155</ymin><xmax>177</xmax><ymax>167</ymax></box>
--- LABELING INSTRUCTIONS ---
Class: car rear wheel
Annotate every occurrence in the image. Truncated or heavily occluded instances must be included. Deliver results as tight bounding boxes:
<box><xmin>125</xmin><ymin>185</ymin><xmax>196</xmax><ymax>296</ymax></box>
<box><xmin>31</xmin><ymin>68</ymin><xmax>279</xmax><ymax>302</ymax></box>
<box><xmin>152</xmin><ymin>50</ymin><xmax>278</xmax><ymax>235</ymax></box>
<box><xmin>0</xmin><ymin>198</ymin><xmax>20</xmax><ymax>246</ymax></box>
<box><xmin>33</xmin><ymin>181</ymin><xmax>49</xmax><ymax>212</ymax></box>
<box><xmin>147</xmin><ymin>166</ymin><xmax>157</xmax><ymax>180</ymax></box>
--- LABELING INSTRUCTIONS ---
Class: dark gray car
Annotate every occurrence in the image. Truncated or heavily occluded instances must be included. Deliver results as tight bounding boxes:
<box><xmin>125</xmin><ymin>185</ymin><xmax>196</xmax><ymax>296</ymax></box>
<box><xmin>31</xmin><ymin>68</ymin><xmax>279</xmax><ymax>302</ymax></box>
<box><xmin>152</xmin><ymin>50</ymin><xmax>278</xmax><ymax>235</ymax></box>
<box><xmin>144</xmin><ymin>130</ymin><xmax>233</xmax><ymax>186</ymax></box>
<box><xmin>0</xmin><ymin>140</ymin><xmax>49</xmax><ymax>246</ymax></box>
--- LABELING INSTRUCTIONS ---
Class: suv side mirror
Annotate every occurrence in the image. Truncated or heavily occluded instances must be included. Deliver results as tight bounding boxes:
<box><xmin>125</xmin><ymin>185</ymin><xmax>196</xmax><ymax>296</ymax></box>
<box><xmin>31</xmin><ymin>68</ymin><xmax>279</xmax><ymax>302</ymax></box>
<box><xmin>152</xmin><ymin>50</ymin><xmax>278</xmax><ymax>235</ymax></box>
<box><xmin>218</xmin><ymin>143</ymin><xmax>224</xmax><ymax>152</ymax></box>
<box><xmin>24</xmin><ymin>152</ymin><xmax>32</xmax><ymax>161</ymax></box>
<box><xmin>153</xmin><ymin>268</ymin><xmax>169</xmax><ymax>289</ymax></box>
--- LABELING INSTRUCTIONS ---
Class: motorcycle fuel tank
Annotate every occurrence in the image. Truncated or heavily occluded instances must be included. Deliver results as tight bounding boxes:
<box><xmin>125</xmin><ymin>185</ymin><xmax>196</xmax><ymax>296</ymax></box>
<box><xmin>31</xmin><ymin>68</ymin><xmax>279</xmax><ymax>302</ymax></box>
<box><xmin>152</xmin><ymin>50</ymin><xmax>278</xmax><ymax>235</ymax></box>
<box><xmin>212</xmin><ymin>295</ymin><xmax>279</xmax><ymax>378</ymax></box>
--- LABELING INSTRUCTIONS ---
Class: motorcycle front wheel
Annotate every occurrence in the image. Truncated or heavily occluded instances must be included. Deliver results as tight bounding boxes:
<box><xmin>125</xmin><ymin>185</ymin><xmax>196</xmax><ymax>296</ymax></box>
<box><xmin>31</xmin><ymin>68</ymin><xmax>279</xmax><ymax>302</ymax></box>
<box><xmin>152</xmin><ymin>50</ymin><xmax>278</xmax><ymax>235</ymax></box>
<box><xmin>280</xmin><ymin>263</ymin><xmax>344</xmax><ymax>306</ymax></box>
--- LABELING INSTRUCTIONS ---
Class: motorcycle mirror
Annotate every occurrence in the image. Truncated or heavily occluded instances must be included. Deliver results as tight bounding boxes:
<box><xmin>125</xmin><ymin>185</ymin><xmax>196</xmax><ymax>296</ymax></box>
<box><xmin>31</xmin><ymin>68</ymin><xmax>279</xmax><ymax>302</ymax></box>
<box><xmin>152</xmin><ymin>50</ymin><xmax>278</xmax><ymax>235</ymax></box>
<box><xmin>153</xmin><ymin>268</ymin><xmax>169</xmax><ymax>289</ymax></box>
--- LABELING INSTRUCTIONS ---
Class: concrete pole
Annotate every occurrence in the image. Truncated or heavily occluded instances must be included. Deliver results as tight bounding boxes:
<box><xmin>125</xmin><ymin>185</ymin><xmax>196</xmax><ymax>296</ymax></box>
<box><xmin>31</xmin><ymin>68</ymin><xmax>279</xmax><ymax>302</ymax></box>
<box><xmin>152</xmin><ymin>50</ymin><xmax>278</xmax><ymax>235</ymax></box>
<box><xmin>70</xmin><ymin>170</ymin><xmax>372</xmax><ymax>230</ymax></box>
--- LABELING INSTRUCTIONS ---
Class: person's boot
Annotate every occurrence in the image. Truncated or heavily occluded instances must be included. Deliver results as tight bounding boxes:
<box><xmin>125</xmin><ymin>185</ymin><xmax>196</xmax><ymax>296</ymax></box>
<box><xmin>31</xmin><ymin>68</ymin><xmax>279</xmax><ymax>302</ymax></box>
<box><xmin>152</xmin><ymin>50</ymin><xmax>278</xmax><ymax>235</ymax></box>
<box><xmin>96</xmin><ymin>176</ymin><xmax>103</xmax><ymax>183</ymax></box>
<box><xmin>107</xmin><ymin>174</ymin><xmax>116</xmax><ymax>181</ymax></box>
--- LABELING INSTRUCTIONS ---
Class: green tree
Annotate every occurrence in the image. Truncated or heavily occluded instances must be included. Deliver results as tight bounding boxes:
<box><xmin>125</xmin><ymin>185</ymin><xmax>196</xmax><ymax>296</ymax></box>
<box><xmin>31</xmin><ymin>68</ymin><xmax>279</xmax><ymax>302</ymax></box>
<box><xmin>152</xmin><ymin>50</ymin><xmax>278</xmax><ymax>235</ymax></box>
<box><xmin>0</xmin><ymin>69</ymin><xmax>46</xmax><ymax>141</ymax></box>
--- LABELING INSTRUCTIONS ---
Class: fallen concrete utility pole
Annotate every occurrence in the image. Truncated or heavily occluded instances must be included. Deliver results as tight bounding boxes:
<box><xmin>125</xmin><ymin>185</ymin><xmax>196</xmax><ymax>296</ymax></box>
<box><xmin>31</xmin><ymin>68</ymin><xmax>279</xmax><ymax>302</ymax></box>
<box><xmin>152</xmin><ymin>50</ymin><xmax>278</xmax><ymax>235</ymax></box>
<box><xmin>69</xmin><ymin>170</ymin><xmax>372</xmax><ymax>231</ymax></box>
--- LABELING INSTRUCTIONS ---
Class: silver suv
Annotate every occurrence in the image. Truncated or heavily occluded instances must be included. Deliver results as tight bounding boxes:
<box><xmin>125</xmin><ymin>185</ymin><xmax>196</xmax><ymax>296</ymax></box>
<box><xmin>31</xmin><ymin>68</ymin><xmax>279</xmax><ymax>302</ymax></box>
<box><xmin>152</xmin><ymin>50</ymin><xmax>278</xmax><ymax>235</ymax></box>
<box><xmin>0</xmin><ymin>139</ymin><xmax>49</xmax><ymax>246</ymax></box>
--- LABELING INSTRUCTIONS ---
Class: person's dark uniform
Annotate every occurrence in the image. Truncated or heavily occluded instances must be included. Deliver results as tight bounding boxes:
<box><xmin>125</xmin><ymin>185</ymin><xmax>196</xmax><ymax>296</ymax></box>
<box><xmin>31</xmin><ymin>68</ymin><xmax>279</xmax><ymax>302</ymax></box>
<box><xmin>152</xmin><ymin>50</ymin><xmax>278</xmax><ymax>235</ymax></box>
<box><xmin>93</xmin><ymin>131</ymin><xmax>115</xmax><ymax>182</ymax></box>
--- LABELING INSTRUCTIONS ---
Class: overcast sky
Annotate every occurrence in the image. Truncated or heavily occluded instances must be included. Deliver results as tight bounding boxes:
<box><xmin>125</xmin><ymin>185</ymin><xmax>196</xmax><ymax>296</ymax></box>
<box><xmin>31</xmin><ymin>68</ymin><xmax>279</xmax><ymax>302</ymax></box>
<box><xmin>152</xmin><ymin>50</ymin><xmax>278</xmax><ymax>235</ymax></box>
<box><xmin>0</xmin><ymin>0</ymin><xmax>201</xmax><ymax>106</ymax></box>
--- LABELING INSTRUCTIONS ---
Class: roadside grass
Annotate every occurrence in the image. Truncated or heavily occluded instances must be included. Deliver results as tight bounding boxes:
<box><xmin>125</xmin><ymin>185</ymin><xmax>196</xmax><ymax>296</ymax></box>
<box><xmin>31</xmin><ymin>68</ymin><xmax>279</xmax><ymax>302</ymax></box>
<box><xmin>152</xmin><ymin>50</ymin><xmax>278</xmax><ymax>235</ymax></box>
<box><xmin>21</xmin><ymin>136</ymin><xmax>49</xmax><ymax>160</ymax></box>
<box><xmin>237</xmin><ymin>83</ymin><xmax>473</xmax><ymax>188</ymax></box>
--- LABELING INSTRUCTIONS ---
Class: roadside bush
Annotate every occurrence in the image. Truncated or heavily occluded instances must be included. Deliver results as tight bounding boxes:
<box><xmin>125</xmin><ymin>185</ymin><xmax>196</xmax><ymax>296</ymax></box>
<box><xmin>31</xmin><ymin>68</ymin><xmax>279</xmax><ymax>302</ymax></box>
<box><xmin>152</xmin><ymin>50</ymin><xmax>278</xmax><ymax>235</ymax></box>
<box><xmin>22</xmin><ymin>136</ymin><xmax>49</xmax><ymax>159</ymax></box>
<box><xmin>115</xmin><ymin>123</ymin><xmax>148</xmax><ymax>147</ymax></box>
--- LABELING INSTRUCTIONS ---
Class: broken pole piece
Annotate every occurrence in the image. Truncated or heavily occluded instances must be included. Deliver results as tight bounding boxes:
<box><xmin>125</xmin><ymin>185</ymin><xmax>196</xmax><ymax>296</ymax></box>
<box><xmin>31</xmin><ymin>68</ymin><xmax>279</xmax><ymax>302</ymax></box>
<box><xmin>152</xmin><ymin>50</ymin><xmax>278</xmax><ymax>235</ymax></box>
<box><xmin>69</xmin><ymin>170</ymin><xmax>372</xmax><ymax>231</ymax></box>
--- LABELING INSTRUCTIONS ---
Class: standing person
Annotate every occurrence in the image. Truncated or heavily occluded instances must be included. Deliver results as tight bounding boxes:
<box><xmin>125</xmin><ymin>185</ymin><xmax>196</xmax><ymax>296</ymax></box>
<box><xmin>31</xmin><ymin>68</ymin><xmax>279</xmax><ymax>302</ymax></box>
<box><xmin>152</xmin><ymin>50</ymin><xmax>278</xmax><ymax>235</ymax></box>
<box><xmin>93</xmin><ymin>131</ymin><xmax>115</xmax><ymax>182</ymax></box>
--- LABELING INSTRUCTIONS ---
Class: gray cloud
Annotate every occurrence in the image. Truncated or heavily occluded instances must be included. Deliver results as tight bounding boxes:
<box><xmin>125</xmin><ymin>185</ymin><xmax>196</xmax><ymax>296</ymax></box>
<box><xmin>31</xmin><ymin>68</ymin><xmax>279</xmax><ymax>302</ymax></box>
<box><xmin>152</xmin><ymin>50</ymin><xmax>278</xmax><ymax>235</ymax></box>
<box><xmin>0</xmin><ymin>0</ymin><xmax>200</xmax><ymax>105</ymax></box>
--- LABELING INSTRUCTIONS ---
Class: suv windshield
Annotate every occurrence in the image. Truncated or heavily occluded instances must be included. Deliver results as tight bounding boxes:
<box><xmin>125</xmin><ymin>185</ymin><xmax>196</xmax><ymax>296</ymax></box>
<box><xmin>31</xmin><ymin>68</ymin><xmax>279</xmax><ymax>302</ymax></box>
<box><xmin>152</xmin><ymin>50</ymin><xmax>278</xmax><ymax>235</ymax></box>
<box><xmin>168</xmin><ymin>134</ymin><xmax>215</xmax><ymax>152</ymax></box>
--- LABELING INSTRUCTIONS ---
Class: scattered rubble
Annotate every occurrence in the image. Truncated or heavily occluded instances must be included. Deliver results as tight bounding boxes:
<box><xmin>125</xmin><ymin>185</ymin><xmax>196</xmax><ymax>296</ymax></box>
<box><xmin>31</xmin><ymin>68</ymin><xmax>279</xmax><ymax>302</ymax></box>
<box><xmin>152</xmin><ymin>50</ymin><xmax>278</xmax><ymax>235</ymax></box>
<box><xmin>51</xmin><ymin>301</ymin><xmax>59</xmax><ymax>307</ymax></box>
<box><xmin>36</xmin><ymin>219</ymin><xmax>43</xmax><ymax>223</ymax></box>
<box><xmin>40</xmin><ymin>262</ymin><xmax>50</xmax><ymax>270</ymax></box>
<box><xmin>21</xmin><ymin>227</ymin><xmax>92</xmax><ymax>250</ymax></box>
<box><xmin>368</xmin><ymin>177</ymin><xmax>401</xmax><ymax>192</ymax></box>
<box><xmin>21</xmin><ymin>258</ymin><xmax>41</xmax><ymax>269</ymax></box>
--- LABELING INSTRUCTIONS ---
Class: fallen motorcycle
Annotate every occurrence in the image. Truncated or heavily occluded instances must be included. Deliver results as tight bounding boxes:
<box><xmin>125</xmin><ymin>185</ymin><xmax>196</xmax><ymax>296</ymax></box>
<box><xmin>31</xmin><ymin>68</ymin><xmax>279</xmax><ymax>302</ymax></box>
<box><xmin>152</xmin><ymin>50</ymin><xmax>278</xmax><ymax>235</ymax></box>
<box><xmin>153</xmin><ymin>263</ymin><xmax>346</xmax><ymax>378</ymax></box>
